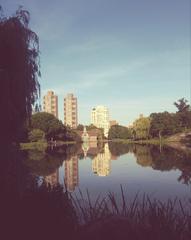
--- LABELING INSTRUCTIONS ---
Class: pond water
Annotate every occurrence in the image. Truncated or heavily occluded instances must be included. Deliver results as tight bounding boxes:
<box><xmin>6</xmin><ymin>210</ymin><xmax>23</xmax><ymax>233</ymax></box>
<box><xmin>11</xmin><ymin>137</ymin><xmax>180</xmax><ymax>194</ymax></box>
<box><xmin>22</xmin><ymin>142</ymin><xmax>191</xmax><ymax>201</ymax></box>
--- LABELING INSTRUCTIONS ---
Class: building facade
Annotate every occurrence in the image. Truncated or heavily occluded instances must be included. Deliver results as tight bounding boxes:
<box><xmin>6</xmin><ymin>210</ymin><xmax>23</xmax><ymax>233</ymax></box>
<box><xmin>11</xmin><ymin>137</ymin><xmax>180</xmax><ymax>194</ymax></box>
<box><xmin>43</xmin><ymin>90</ymin><xmax>58</xmax><ymax>118</ymax></box>
<box><xmin>91</xmin><ymin>105</ymin><xmax>110</xmax><ymax>137</ymax></box>
<box><xmin>64</xmin><ymin>93</ymin><xmax>78</xmax><ymax>128</ymax></box>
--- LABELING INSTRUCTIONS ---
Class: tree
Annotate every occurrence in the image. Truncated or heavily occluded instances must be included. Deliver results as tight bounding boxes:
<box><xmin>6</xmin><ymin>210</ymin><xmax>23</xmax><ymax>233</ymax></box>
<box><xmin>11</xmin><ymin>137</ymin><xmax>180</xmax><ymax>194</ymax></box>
<box><xmin>0</xmin><ymin>7</ymin><xmax>40</xmax><ymax>144</ymax></box>
<box><xmin>133</xmin><ymin>116</ymin><xmax>151</xmax><ymax>140</ymax></box>
<box><xmin>86</xmin><ymin>124</ymin><xmax>98</xmax><ymax>130</ymax></box>
<box><xmin>150</xmin><ymin>112</ymin><xmax>179</xmax><ymax>138</ymax></box>
<box><xmin>30</xmin><ymin>112</ymin><xmax>81</xmax><ymax>142</ymax></box>
<box><xmin>174</xmin><ymin>98</ymin><xmax>191</xmax><ymax>129</ymax></box>
<box><xmin>31</xmin><ymin>112</ymin><xmax>64</xmax><ymax>140</ymax></box>
<box><xmin>108</xmin><ymin>125</ymin><xmax>132</xmax><ymax>140</ymax></box>
<box><xmin>28</xmin><ymin>129</ymin><xmax>45</xmax><ymax>142</ymax></box>
<box><xmin>174</xmin><ymin>98</ymin><xmax>190</xmax><ymax>113</ymax></box>
<box><xmin>76</xmin><ymin>124</ymin><xmax>84</xmax><ymax>131</ymax></box>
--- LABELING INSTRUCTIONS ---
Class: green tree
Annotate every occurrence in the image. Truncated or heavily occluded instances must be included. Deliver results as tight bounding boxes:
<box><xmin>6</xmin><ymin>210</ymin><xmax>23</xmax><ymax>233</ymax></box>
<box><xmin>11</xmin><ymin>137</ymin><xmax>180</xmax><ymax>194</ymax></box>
<box><xmin>108</xmin><ymin>125</ymin><xmax>132</xmax><ymax>140</ymax></box>
<box><xmin>28</xmin><ymin>129</ymin><xmax>45</xmax><ymax>142</ymax></box>
<box><xmin>76</xmin><ymin>124</ymin><xmax>84</xmax><ymax>131</ymax></box>
<box><xmin>86</xmin><ymin>124</ymin><xmax>98</xmax><ymax>130</ymax></box>
<box><xmin>0</xmin><ymin>7</ymin><xmax>40</xmax><ymax>143</ymax></box>
<box><xmin>133</xmin><ymin>116</ymin><xmax>151</xmax><ymax>140</ymax></box>
<box><xmin>31</xmin><ymin>112</ymin><xmax>63</xmax><ymax>140</ymax></box>
<box><xmin>174</xmin><ymin>98</ymin><xmax>191</xmax><ymax>129</ymax></box>
<box><xmin>174</xmin><ymin>98</ymin><xmax>190</xmax><ymax>112</ymax></box>
<box><xmin>30</xmin><ymin>112</ymin><xmax>81</xmax><ymax>142</ymax></box>
<box><xmin>150</xmin><ymin>112</ymin><xmax>180</xmax><ymax>138</ymax></box>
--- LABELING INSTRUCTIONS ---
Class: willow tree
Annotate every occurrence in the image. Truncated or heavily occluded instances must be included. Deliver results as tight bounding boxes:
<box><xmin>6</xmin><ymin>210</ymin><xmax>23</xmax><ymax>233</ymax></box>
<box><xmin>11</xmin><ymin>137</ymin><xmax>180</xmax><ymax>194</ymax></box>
<box><xmin>0</xmin><ymin>7</ymin><xmax>40</xmax><ymax>143</ymax></box>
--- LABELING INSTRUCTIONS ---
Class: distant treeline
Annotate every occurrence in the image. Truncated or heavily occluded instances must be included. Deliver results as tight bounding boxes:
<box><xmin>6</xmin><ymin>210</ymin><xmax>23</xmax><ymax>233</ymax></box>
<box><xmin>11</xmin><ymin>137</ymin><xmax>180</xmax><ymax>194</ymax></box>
<box><xmin>108</xmin><ymin>98</ymin><xmax>191</xmax><ymax>140</ymax></box>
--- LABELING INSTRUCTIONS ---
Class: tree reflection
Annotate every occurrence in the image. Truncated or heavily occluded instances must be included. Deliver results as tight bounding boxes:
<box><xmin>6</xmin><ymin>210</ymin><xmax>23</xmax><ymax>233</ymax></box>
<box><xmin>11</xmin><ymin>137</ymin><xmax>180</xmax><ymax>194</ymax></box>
<box><xmin>137</xmin><ymin>145</ymin><xmax>191</xmax><ymax>185</ymax></box>
<box><xmin>108</xmin><ymin>142</ymin><xmax>130</xmax><ymax>156</ymax></box>
<box><xmin>108</xmin><ymin>142</ymin><xmax>191</xmax><ymax>185</ymax></box>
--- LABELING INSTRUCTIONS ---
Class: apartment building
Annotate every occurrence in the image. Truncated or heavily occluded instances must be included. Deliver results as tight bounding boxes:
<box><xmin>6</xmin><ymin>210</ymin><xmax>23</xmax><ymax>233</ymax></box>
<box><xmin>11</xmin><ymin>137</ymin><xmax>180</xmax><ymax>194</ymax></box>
<box><xmin>64</xmin><ymin>93</ymin><xmax>78</xmax><ymax>128</ymax></box>
<box><xmin>43</xmin><ymin>90</ymin><xmax>58</xmax><ymax>118</ymax></box>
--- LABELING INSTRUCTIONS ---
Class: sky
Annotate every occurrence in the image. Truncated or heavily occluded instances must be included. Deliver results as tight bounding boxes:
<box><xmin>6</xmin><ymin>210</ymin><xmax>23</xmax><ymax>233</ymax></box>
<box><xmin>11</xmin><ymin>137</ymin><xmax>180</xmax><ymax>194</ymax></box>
<box><xmin>1</xmin><ymin>0</ymin><xmax>191</xmax><ymax>125</ymax></box>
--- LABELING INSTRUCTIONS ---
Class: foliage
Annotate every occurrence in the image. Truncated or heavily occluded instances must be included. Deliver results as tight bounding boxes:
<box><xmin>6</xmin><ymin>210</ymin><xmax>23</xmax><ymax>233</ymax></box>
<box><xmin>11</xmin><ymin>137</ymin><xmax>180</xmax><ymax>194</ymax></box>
<box><xmin>174</xmin><ymin>98</ymin><xmax>190</xmax><ymax>112</ymax></box>
<box><xmin>30</xmin><ymin>112</ymin><xmax>81</xmax><ymax>142</ymax></box>
<box><xmin>133</xmin><ymin>116</ymin><xmax>151</xmax><ymax>140</ymax></box>
<box><xmin>150</xmin><ymin>112</ymin><xmax>180</xmax><ymax>138</ymax></box>
<box><xmin>31</xmin><ymin>112</ymin><xmax>62</xmax><ymax>134</ymax></box>
<box><xmin>108</xmin><ymin>125</ymin><xmax>132</xmax><ymax>140</ymax></box>
<box><xmin>0</xmin><ymin>7</ymin><xmax>40</xmax><ymax>143</ymax></box>
<box><xmin>76</xmin><ymin>124</ymin><xmax>84</xmax><ymax>131</ymax></box>
<box><xmin>28</xmin><ymin>129</ymin><xmax>45</xmax><ymax>142</ymax></box>
<box><xmin>20</xmin><ymin>141</ymin><xmax>48</xmax><ymax>150</ymax></box>
<box><xmin>24</xmin><ymin>149</ymin><xmax>64</xmax><ymax>176</ymax></box>
<box><xmin>86</xmin><ymin>124</ymin><xmax>98</xmax><ymax>130</ymax></box>
<box><xmin>65</xmin><ymin>127</ymin><xmax>82</xmax><ymax>142</ymax></box>
<box><xmin>173</xmin><ymin>98</ymin><xmax>191</xmax><ymax>129</ymax></box>
<box><xmin>175</xmin><ymin>110</ymin><xmax>191</xmax><ymax>129</ymax></box>
<box><xmin>108</xmin><ymin>142</ymin><xmax>130</xmax><ymax>156</ymax></box>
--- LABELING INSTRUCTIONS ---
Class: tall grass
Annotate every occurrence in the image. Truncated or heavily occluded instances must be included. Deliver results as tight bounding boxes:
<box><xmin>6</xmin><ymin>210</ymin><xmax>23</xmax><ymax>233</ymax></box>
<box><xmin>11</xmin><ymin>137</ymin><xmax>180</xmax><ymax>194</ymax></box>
<box><xmin>2</xmin><ymin>184</ymin><xmax>191</xmax><ymax>239</ymax></box>
<box><xmin>70</xmin><ymin>186</ymin><xmax>191</xmax><ymax>239</ymax></box>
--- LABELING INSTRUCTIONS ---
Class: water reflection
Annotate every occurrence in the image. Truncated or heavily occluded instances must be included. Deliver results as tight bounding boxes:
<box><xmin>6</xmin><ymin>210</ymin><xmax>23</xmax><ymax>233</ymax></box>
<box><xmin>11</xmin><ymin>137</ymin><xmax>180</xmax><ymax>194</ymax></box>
<box><xmin>64</xmin><ymin>155</ymin><xmax>79</xmax><ymax>192</ymax></box>
<box><xmin>45</xmin><ymin>170</ymin><xmax>59</xmax><ymax>187</ymax></box>
<box><xmin>21</xmin><ymin>142</ymin><xmax>191</xmax><ymax>197</ymax></box>
<box><xmin>92</xmin><ymin>144</ymin><xmax>111</xmax><ymax>176</ymax></box>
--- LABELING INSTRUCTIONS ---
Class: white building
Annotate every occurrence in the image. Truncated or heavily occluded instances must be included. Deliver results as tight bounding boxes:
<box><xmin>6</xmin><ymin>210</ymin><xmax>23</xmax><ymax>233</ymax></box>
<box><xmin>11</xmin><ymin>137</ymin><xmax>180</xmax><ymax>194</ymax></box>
<box><xmin>92</xmin><ymin>143</ymin><xmax>111</xmax><ymax>176</ymax></box>
<box><xmin>91</xmin><ymin>105</ymin><xmax>110</xmax><ymax>137</ymax></box>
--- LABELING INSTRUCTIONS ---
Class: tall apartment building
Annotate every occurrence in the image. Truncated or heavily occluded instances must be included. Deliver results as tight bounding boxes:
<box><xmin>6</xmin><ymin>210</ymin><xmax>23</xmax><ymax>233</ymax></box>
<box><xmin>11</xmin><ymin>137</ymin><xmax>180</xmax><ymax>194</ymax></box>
<box><xmin>43</xmin><ymin>90</ymin><xmax>58</xmax><ymax>118</ymax></box>
<box><xmin>91</xmin><ymin>105</ymin><xmax>110</xmax><ymax>137</ymax></box>
<box><xmin>64</xmin><ymin>93</ymin><xmax>78</xmax><ymax>128</ymax></box>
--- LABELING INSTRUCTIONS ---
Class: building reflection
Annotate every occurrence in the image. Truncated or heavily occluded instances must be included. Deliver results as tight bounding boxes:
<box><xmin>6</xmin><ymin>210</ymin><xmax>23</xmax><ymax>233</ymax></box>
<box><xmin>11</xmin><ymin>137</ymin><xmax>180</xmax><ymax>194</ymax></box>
<box><xmin>82</xmin><ymin>142</ymin><xmax>89</xmax><ymax>158</ymax></box>
<box><xmin>92</xmin><ymin>143</ymin><xmax>111</xmax><ymax>176</ymax></box>
<box><xmin>44</xmin><ymin>169</ymin><xmax>59</xmax><ymax>187</ymax></box>
<box><xmin>64</xmin><ymin>156</ymin><xmax>79</xmax><ymax>192</ymax></box>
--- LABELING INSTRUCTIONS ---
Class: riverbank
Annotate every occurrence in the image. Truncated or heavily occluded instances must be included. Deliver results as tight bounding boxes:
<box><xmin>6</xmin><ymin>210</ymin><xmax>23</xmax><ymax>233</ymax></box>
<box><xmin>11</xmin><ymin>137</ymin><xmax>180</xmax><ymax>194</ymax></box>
<box><xmin>20</xmin><ymin>140</ymin><xmax>76</xmax><ymax>150</ymax></box>
<box><xmin>110</xmin><ymin>138</ymin><xmax>169</xmax><ymax>145</ymax></box>
<box><xmin>110</xmin><ymin>131</ymin><xmax>191</xmax><ymax>146</ymax></box>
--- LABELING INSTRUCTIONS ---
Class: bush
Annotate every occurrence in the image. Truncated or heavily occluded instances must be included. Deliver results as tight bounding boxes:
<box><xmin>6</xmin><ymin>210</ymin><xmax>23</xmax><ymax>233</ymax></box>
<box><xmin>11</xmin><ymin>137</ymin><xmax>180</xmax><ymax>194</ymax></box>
<box><xmin>28</xmin><ymin>129</ymin><xmax>45</xmax><ymax>142</ymax></box>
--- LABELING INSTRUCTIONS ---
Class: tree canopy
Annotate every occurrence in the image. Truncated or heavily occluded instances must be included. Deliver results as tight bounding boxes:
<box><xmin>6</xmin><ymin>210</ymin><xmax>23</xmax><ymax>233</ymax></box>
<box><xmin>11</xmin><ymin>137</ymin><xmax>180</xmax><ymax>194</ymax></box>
<box><xmin>0</xmin><ymin>7</ymin><xmax>40</xmax><ymax>143</ymax></box>
<box><xmin>133</xmin><ymin>116</ymin><xmax>151</xmax><ymax>140</ymax></box>
<box><xmin>30</xmin><ymin>112</ymin><xmax>81</xmax><ymax>142</ymax></box>
<box><xmin>149</xmin><ymin>112</ymin><xmax>180</xmax><ymax>138</ymax></box>
<box><xmin>108</xmin><ymin>125</ymin><xmax>132</xmax><ymax>140</ymax></box>
<box><xmin>174</xmin><ymin>98</ymin><xmax>190</xmax><ymax>113</ymax></box>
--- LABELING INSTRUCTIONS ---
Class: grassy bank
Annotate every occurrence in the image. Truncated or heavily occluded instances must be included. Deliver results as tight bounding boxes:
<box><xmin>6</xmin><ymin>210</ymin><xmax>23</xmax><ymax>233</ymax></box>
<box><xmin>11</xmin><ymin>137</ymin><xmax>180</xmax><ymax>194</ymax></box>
<box><xmin>20</xmin><ymin>140</ymin><xmax>76</xmax><ymax>150</ymax></box>
<box><xmin>110</xmin><ymin>138</ymin><xmax>169</xmax><ymax>145</ymax></box>
<box><xmin>109</xmin><ymin>130</ymin><xmax>191</xmax><ymax>146</ymax></box>
<box><xmin>20</xmin><ymin>141</ymin><xmax>48</xmax><ymax>150</ymax></box>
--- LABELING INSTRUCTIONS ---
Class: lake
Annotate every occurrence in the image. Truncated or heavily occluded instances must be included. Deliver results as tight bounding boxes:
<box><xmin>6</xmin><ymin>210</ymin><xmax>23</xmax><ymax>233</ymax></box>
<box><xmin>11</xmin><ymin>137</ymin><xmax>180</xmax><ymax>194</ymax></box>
<box><xmin>22</xmin><ymin>142</ymin><xmax>191</xmax><ymax>201</ymax></box>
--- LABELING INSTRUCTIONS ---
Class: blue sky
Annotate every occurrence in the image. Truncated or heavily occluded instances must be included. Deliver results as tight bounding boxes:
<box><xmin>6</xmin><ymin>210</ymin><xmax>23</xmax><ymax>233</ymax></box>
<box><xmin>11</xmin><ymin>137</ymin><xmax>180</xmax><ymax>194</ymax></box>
<box><xmin>1</xmin><ymin>0</ymin><xmax>191</xmax><ymax>125</ymax></box>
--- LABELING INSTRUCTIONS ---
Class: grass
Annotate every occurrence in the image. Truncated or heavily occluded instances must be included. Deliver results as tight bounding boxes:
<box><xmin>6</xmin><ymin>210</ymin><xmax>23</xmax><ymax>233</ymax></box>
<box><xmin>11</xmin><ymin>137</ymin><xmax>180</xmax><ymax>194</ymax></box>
<box><xmin>3</xmin><ymin>184</ymin><xmax>191</xmax><ymax>239</ymax></box>
<box><xmin>20</xmin><ymin>140</ymin><xmax>77</xmax><ymax>150</ymax></box>
<box><xmin>20</xmin><ymin>141</ymin><xmax>48</xmax><ymax>150</ymax></box>
<box><xmin>110</xmin><ymin>138</ymin><xmax>169</xmax><ymax>145</ymax></box>
<box><xmin>70</xmin><ymin>187</ymin><xmax>191</xmax><ymax>239</ymax></box>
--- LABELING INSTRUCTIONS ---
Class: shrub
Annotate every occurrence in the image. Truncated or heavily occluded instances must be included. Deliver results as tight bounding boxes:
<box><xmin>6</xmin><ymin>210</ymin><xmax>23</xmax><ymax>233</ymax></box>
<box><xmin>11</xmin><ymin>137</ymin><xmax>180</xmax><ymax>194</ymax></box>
<box><xmin>28</xmin><ymin>129</ymin><xmax>45</xmax><ymax>142</ymax></box>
